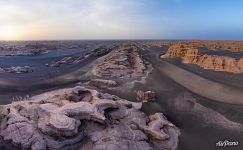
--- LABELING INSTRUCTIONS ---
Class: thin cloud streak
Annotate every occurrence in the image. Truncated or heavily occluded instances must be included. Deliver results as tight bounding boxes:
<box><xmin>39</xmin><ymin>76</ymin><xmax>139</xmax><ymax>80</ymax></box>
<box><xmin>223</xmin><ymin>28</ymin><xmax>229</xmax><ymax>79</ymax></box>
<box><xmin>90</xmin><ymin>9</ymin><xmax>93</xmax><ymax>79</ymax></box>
<box><xmin>0</xmin><ymin>0</ymin><xmax>168</xmax><ymax>40</ymax></box>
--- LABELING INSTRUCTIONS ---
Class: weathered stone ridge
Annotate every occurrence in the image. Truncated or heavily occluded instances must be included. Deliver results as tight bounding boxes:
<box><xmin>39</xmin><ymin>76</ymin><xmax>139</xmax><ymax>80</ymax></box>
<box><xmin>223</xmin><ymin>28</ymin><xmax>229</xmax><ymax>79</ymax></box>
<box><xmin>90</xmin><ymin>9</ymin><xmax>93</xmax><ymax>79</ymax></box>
<box><xmin>95</xmin><ymin>45</ymin><xmax>146</xmax><ymax>78</ymax></box>
<box><xmin>0</xmin><ymin>86</ymin><xmax>180</xmax><ymax>150</ymax></box>
<box><xmin>0</xmin><ymin>66</ymin><xmax>33</xmax><ymax>74</ymax></box>
<box><xmin>145</xmin><ymin>41</ymin><xmax>243</xmax><ymax>52</ymax></box>
<box><xmin>46</xmin><ymin>54</ymin><xmax>88</xmax><ymax>67</ymax></box>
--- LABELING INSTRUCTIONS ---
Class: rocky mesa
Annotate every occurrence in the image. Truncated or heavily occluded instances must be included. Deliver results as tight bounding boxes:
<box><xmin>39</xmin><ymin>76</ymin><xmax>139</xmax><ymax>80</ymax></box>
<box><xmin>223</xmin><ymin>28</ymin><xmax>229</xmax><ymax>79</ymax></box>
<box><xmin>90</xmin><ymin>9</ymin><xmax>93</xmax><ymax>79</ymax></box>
<box><xmin>161</xmin><ymin>43</ymin><xmax>243</xmax><ymax>74</ymax></box>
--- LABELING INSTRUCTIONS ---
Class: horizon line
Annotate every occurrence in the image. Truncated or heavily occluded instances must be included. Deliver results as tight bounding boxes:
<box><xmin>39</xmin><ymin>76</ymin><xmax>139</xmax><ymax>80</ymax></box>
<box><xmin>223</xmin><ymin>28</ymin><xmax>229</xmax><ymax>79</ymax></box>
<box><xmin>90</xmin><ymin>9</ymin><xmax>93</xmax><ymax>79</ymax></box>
<box><xmin>1</xmin><ymin>38</ymin><xmax>243</xmax><ymax>42</ymax></box>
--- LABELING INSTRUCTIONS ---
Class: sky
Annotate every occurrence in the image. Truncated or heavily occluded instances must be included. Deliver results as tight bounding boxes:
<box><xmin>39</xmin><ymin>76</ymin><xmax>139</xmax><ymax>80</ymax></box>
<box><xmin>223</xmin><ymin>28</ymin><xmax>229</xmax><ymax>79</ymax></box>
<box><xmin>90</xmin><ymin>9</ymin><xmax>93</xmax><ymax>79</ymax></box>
<box><xmin>0</xmin><ymin>0</ymin><xmax>243</xmax><ymax>40</ymax></box>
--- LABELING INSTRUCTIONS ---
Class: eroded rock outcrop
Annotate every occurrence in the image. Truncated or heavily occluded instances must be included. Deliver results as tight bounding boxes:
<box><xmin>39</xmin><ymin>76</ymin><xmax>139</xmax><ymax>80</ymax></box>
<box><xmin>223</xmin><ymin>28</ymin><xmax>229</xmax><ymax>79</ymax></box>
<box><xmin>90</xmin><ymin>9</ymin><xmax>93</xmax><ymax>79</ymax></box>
<box><xmin>137</xmin><ymin>90</ymin><xmax>156</xmax><ymax>102</ymax></box>
<box><xmin>95</xmin><ymin>45</ymin><xmax>146</xmax><ymax>78</ymax></box>
<box><xmin>46</xmin><ymin>46</ymin><xmax>113</xmax><ymax>67</ymax></box>
<box><xmin>151</xmin><ymin>41</ymin><xmax>243</xmax><ymax>52</ymax></box>
<box><xmin>161</xmin><ymin>43</ymin><xmax>187</xmax><ymax>58</ymax></box>
<box><xmin>91</xmin><ymin>46</ymin><xmax>113</xmax><ymax>57</ymax></box>
<box><xmin>0</xmin><ymin>86</ymin><xmax>180</xmax><ymax>150</ymax></box>
<box><xmin>46</xmin><ymin>53</ymin><xmax>89</xmax><ymax>67</ymax></box>
<box><xmin>88</xmin><ymin>79</ymin><xmax>118</xmax><ymax>88</ymax></box>
<box><xmin>162</xmin><ymin>44</ymin><xmax>243</xmax><ymax>73</ymax></box>
<box><xmin>194</xmin><ymin>55</ymin><xmax>242</xmax><ymax>73</ymax></box>
<box><xmin>0</xmin><ymin>66</ymin><xmax>33</xmax><ymax>74</ymax></box>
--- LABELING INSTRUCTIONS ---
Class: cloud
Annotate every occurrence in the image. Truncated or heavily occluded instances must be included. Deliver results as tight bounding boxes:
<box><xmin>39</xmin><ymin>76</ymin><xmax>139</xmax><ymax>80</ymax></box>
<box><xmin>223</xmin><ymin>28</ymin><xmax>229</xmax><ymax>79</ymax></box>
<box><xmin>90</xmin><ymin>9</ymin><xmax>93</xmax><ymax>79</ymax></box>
<box><xmin>0</xmin><ymin>0</ymin><xmax>166</xmax><ymax>40</ymax></box>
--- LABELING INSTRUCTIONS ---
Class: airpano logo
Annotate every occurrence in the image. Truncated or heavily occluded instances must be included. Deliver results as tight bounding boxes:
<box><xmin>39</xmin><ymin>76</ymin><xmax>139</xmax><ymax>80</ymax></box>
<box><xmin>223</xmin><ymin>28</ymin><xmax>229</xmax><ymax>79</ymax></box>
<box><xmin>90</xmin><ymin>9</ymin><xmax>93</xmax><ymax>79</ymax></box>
<box><xmin>216</xmin><ymin>140</ymin><xmax>238</xmax><ymax>147</ymax></box>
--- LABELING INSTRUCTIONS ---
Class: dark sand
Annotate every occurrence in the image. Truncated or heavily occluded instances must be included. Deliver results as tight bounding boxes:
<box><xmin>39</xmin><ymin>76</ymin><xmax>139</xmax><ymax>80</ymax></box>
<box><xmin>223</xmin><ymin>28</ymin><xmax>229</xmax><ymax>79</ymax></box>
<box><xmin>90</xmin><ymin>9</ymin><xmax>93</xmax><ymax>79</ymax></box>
<box><xmin>0</xmin><ymin>54</ymin><xmax>97</xmax><ymax>104</ymax></box>
<box><xmin>139</xmin><ymin>48</ymin><xmax>243</xmax><ymax>150</ymax></box>
<box><xmin>145</xmin><ymin>52</ymin><xmax>243</xmax><ymax>105</ymax></box>
<box><xmin>157</xmin><ymin>60</ymin><xmax>243</xmax><ymax>105</ymax></box>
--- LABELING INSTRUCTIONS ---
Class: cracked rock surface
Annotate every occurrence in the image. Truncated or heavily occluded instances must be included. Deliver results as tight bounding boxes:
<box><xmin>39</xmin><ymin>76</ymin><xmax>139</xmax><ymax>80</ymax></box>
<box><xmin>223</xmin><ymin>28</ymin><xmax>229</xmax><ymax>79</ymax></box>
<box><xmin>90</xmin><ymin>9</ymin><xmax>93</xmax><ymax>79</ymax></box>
<box><xmin>0</xmin><ymin>86</ymin><xmax>180</xmax><ymax>150</ymax></box>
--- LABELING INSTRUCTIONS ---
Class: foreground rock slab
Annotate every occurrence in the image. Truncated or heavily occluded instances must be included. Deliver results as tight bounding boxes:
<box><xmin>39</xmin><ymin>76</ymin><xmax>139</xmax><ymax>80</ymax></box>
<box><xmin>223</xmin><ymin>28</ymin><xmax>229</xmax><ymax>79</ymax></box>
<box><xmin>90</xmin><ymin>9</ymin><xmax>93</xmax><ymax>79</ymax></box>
<box><xmin>0</xmin><ymin>86</ymin><xmax>180</xmax><ymax>150</ymax></box>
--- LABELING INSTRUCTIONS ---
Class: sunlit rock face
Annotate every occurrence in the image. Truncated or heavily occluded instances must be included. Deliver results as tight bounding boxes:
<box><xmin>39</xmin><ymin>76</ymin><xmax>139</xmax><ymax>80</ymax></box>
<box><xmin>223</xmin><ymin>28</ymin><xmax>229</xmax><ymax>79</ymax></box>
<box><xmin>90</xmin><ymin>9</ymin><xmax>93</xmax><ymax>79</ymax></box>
<box><xmin>194</xmin><ymin>55</ymin><xmax>241</xmax><ymax>73</ymax></box>
<box><xmin>0</xmin><ymin>86</ymin><xmax>180</xmax><ymax>150</ymax></box>
<box><xmin>162</xmin><ymin>44</ymin><xmax>243</xmax><ymax>74</ymax></box>
<box><xmin>161</xmin><ymin>43</ymin><xmax>186</xmax><ymax>58</ymax></box>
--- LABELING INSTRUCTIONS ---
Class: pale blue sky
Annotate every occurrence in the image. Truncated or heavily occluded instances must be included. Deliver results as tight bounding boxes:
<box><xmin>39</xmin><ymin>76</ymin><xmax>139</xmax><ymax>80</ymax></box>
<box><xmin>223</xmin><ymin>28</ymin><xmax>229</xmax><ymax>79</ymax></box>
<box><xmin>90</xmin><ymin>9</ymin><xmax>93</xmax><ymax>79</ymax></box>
<box><xmin>0</xmin><ymin>0</ymin><xmax>242</xmax><ymax>40</ymax></box>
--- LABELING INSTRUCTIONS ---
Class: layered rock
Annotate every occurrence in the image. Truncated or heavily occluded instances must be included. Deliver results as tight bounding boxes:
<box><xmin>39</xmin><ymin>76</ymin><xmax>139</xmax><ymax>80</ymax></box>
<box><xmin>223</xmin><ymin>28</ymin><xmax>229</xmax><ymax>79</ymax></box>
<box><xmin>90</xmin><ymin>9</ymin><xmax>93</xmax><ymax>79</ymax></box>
<box><xmin>162</xmin><ymin>44</ymin><xmax>243</xmax><ymax>74</ymax></box>
<box><xmin>137</xmin><ymin>90</ymin><xmax>156</xmax><ymax>102</ymax></box>
<box><xmin>46</xmin><ymin>46</ymin><xmax>113</xmax><ymax>67</ymax></box>
<box><xmin>143</xmin><ymin>41</ymin><xmax>171</xmax><ymax>48</ymax></box>
<box><xmin>194</xmin><ymin>55</ymin><xmax>242</xmax><ymax>73</ymax></box>
<box><xmin>88</xmin><ymin>79</ymin><xmax>118</xmax><ymax>88</ymax></box>
<box><xmin>154</xmin><ymin>41</ymin><xmax>243</xmax><ymax>52</ymax></box>
<box><xmin>0</xmin><ymin>86</ymin><xmax>180</xmax><ymax>150</ymax></box>
<box><xmin>91</xmin><ymin>46</ymin><xmax>113</xmax><ymax>57</ymax></box>
<box><xmin>181</xmin><ymin>49</ymin><xmax>200</xmax><ymax>64</ymax></box>
<box><xmin>46</xmin><ymin>53</ymin><xmax>89</xmax><ymax>67</ymax></box>
<box><xmin>95</xmin><ymin>45</ymin><xmax>146</xmax><ymax>78</ymax></box>
<box><xmin>0</xmin><ymin>66</ymin><xmax>33</xmax><ymax>74</ymax></box>
<box><xmin>238</xmin><ymin>58</ymin><xmax>243</xmax><ymax>71</ymax></box>
<box><xmin>161</xmin><ymin>43</ymin><xmax>186</xmax><ymax>58</ymax></box>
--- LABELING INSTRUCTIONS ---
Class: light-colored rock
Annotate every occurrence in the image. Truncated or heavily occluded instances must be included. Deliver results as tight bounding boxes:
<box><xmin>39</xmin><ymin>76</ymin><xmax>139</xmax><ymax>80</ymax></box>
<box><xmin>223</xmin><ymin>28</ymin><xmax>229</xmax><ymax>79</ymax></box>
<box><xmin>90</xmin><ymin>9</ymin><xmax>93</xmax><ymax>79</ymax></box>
<box><xmin>0</xmin><ymin>86</ymin><xmax>180</xmax><ymax>150</ymax></box>
<box><xmin>181</xmin><ymin>49</ymin><xmax>200</xmax><ymax>64</ymax></box>
<box><xmin>0</xmin><ymin>66</ymin><xmax>33</xmax><ymax>74</ymax></box>
<box><xmin>193</xmin><ymin>55</ymin><xmax>241</xmax><ymax>73</ymax></box>
<box><xmin>95</xmin><ymin>45</ymin><xmax>146</xmax><ymax>78</ymax></box>
<box><xmin>238</xmin><ymin>58</ymin><xmax>243</xmax><ymax>70</ymax></box>
<box><xmin>137</xmin><ymin>90</ymin><xmax>156</xmax><ymax>102</ymax></box>
<box><xmin>46</xmin><ymin>54</ymin><xmax>87</xmax><ymax>67</ymax></box>
<box><xmin>161</xmin><ymin>43</ymin><xmax>185</xmax><ymax>58</ymax></box>
<box><xmin>88</xmin><ymin>79</ymin><xmax>118</xmax><ymax>88</ymax></box>
<box><xmin>162</xmin><ymin>44</ymin><xmax>243</xmax><ymax>74</ymax></box>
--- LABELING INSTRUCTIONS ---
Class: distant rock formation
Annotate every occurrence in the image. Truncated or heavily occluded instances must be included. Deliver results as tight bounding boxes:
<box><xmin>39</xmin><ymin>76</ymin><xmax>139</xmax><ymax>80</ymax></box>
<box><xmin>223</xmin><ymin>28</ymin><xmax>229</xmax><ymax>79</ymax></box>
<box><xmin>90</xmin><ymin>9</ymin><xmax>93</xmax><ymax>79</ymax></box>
<box><xmin>149</xmin><ymin>41</ymin><xmax>243</xmax><ymax>52</ymax></box>
<box><xmin>91</xmin><ymin>46</ymin><xmax>113</xmax><ymax>57</ymax></box>
<box><xmin>0</xmin><ymin>86</ymin><xmax>180</xmax><ymax>150</ymax></box>
<box><xmin>0</xmin><ymin>66</ymin><xmax>33</xmax><ymax>74</ymax></box>
<box><xmin>46</xmin><ymin>46</ymin><xmax>114</xmax><ymax>68</ymax></box>
<box><xmin>143</xmin><ymin>41</ymin><xmax>171</xmax><ymax>48</ymax></box>
<box><xmin>95</xmin><ymin>45</ymin><xmax>146</xmax><ymax>78</ymax></box>
<box><xmin>193</xmin><ymin>55</ymin><xmax>243</xmax><ymax>73</ymax></box>
<box><xmin>161</xmin><ymin>43</ymin><xmax>187</xmax><ymax>58</ymax></box>
<box><xmin>161</xmin><ymin>44</ymin><xmax>243</xmax><ymax>74</ymax></box>
<box><xmin>46</xmin><ymin>53</ymin><xmax>88</xmax><ymax>67</ymax></box>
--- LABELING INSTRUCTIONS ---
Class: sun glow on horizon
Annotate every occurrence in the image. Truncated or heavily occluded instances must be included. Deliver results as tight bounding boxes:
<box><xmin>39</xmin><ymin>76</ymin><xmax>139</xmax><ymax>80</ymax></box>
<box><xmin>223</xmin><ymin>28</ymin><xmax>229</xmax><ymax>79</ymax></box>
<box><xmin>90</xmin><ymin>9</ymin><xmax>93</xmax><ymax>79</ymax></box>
<box><xmin>0</xmin><ymin>26</ymin><xmax>22</xmax><ymax>40</ymax></box>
